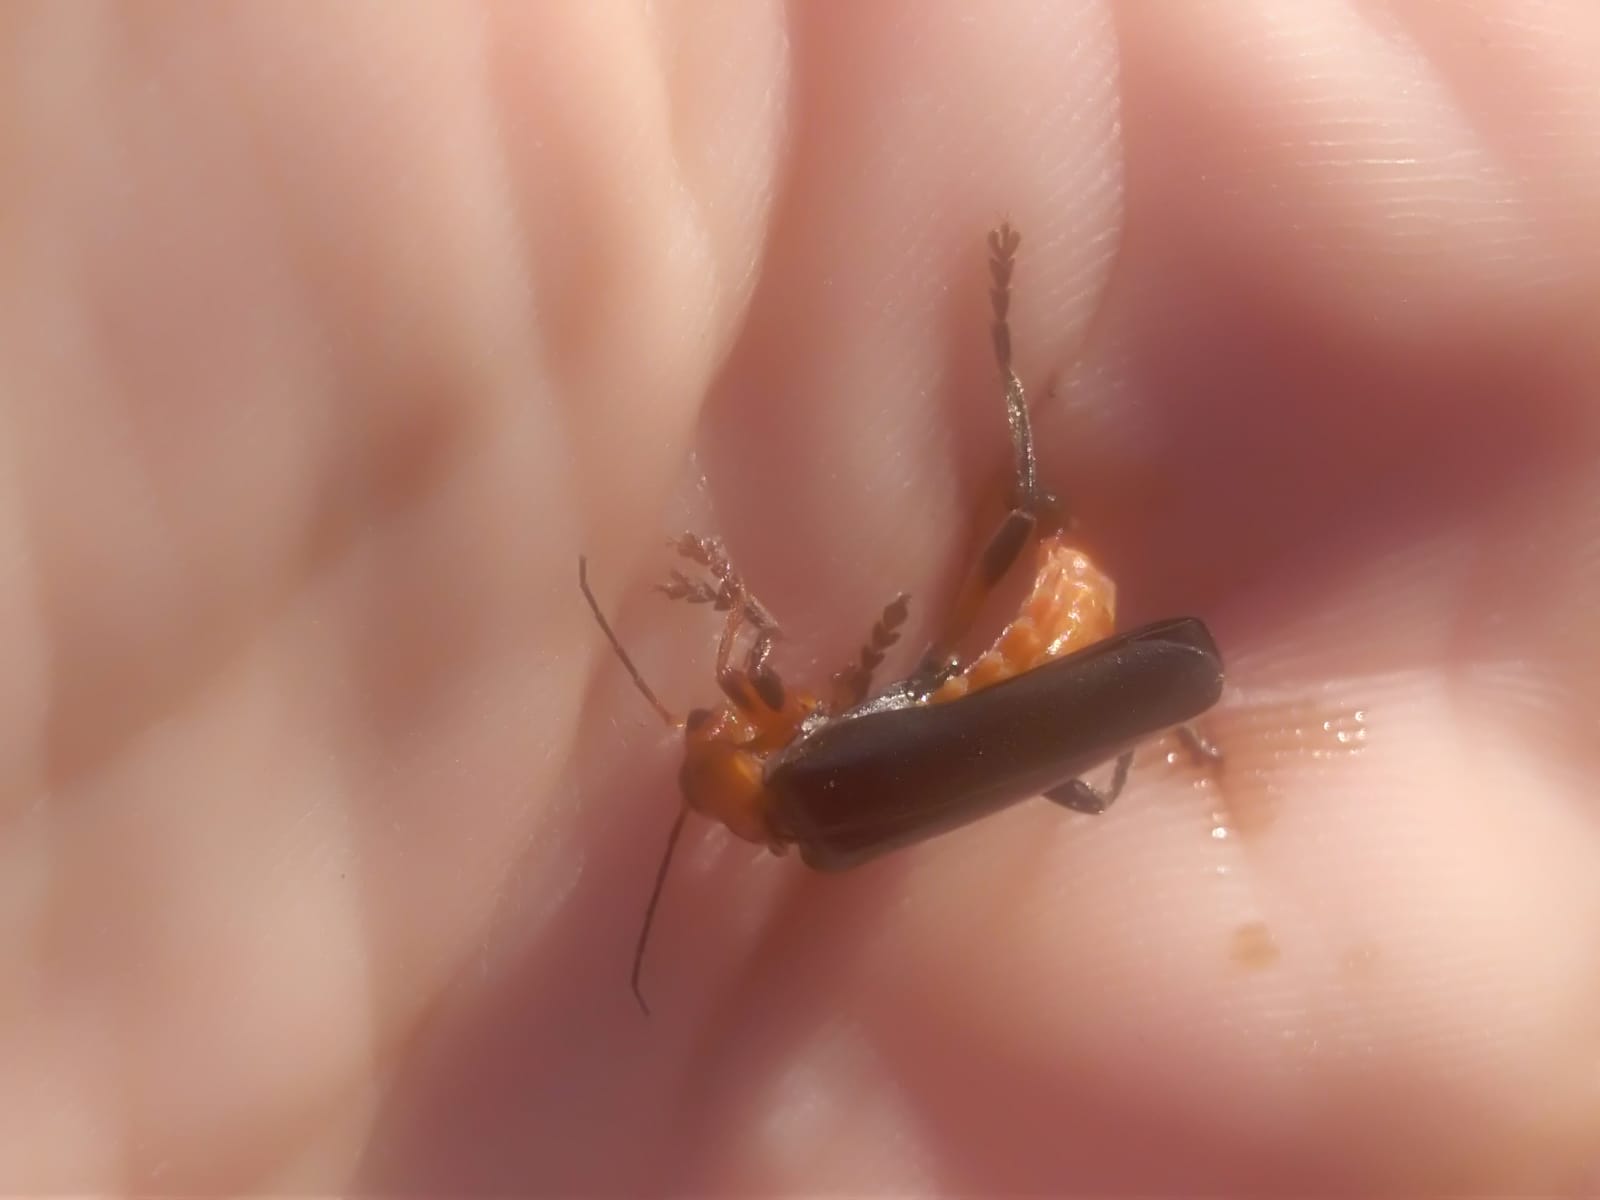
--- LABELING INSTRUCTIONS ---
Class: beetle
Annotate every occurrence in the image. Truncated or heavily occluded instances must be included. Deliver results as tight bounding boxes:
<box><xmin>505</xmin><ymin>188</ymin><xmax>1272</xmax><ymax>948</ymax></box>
<box><xmin>577</xmin><ymin>224</ymin><xmax>1224</xmax><ymax>1012</ymax></box>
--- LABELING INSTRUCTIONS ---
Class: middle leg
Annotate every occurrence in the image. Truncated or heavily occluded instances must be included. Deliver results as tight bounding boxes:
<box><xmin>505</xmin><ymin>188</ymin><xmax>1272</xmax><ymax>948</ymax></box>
<box><xmin>911</xmin><ymin>223</ymin><xmax>1065</xmax><ymax>691</ymax></box>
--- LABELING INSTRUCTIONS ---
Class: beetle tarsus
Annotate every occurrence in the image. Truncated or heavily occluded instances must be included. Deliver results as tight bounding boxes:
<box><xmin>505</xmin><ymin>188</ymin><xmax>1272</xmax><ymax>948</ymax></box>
<box><xmin>1175</xmin><ymin>723</ymin><xmax>1224</xmax><ymax>766</ymax></box>
<box><xmin>656</xmin><ymin>568</ymin><xmax>721</xmax><ymax>606</ymax></box>
<box><xmin>1044</xmin><ymin>750</ymin><xmax>1133</xmax><ymax>814</ymax></box>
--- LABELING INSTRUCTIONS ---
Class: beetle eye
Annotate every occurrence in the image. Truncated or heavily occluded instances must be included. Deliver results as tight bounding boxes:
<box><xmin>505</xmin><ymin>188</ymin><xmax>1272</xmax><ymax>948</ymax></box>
<box><xmin>684</xmin><ymin>708</ymin><xmax>713</xmax><ymax>731</ymax></box>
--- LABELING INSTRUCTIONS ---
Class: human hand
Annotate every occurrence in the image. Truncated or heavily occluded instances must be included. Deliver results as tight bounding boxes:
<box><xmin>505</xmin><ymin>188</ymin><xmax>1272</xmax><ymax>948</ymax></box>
<box><xmin>4</xmin><ymin>4</ymin><xmax>1597</xmax><ymax>1193</ymax></box>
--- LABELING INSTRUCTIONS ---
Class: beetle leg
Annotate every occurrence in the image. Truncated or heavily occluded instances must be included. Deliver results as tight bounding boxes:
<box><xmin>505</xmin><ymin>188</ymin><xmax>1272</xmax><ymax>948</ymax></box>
<box><xmin>659</xmin><ymin>533</ymin><xmax>784</xmax><ymax>700</ymax></box>
<box><xmin>718</xmin><ymin>579</ymin><xmax>780</xmax><ymax>694</ymax></box>
<box><xmin>694</xmin><ymin>571</ymin><xmax>793</xmax><ymax>727</ymax></box>
<box><xmin>713</xmin><ymin>596</ymin><xmax>749</xmax><ymax>681</ymax></box>
<box><xmin>1175</xmin><ymin>723</ymin><xmax>1224</xmax><ymax>765</ymax></box>
<box><xmin>828</xmin><ymin>593</ymin><xmax>911</xmax><ymax>709</ymax></box>
<box><xmin>745</xmin><ymin>623</ymin><xmax>779</xmax><ymax>682</ymax></box>
<box><xmin>670</xmin><ymin>531</ymin><xmax>735</xmax><ymax>578</ymax></box>
<box><xmin>656</xmin><ymin>568</ymin><xmax>721</xmax><ymax>607</ymax></box>
<box><xmin>1047</xmin><ymin>726</ymin><xmax>1220</xmax><ymax>815</ymax></box>
<box><xmin>987</xmin><ymin>223</ymin><xmax>1046</xmax><ymax>514</ymax></box>
<box><xmin>911</xmin><ymin>505</ymin><xmax>1037</xmax><ymax>686</ymax></box>
<box><xmin>913</xmin><ymin>224</ymin><xmax>1068</xmax><ymax>685</ymax></box>
<box><xmin>1043</xmin><ymin>751</ymin><xmax>1133</xmax><ymax>814</ymax></box>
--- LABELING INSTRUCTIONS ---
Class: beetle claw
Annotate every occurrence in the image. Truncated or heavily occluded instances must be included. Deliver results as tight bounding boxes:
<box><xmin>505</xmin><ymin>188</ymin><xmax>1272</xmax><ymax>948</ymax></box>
<box><xmin>1044</xmin><ymin>779</ymin><xmax>1107</xmax><ymax>814</ymax></box>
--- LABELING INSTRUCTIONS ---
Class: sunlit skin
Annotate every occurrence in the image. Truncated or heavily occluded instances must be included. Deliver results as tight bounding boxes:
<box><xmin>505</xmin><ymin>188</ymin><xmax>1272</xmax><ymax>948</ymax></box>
<box><xmin>3</xmin><ymin>3</ymin><xmax>1600</xmax><ymax>1195</ymax></box>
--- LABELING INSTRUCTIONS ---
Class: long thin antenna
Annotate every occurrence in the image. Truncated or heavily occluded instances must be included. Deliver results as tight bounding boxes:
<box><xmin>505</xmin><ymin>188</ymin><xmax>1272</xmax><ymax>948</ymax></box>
<box><xmin>578</xmin><ymin>556</ymin><xmax>680</xmax><ymax>727</ymax></box>
<box><xmin>632</xmin><ymin>805</ymin><xmax>689</xmax><ymax>1014</ymax></box>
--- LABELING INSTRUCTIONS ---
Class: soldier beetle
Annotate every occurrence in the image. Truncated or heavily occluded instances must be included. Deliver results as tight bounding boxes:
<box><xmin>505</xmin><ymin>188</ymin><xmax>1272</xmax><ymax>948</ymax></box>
<box><xmin>578</xmin><ymin>224</ymin><xmax>1224</xmax><ymax>1012</ymax></box>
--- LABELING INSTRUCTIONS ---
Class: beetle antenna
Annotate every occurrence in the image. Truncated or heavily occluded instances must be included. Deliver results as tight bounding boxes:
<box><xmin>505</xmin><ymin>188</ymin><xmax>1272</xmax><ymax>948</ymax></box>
<box><xmin>578</xmin><ymin>556</ymin><xmax>681</xmax><ymax>727</ymax></box>
<box><xmin>632</xmin><ymin>805</ymin><xmax>689</xmax><ymax>1014</ymax></box>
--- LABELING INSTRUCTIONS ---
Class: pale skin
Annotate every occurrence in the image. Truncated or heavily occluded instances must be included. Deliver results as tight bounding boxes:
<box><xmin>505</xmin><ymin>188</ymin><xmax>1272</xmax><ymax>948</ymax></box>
<box><xmin>2</xmin><ymin>2</ymin><xmax>1599</xmax><ymax>1193</ymax></box>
